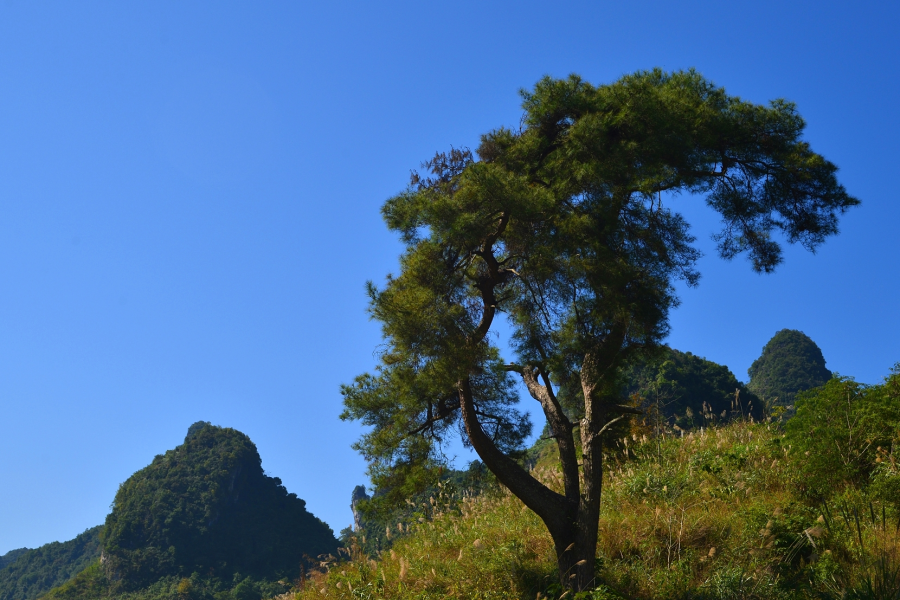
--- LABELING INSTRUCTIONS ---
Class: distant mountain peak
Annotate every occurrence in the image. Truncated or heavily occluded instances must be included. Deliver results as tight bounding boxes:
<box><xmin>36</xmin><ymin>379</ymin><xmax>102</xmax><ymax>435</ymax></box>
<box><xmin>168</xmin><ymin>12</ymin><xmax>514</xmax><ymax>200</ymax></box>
<box><xmin>101</xmin><ymin>423</ymin><xmax>338</xmax><ymax>592</ymax></box>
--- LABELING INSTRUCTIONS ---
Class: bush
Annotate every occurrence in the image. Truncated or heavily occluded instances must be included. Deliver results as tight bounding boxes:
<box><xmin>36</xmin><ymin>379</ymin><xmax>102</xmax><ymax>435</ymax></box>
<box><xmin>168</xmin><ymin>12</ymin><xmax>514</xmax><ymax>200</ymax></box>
<box><xmin>785</xmin><ymin>372</ymin><xmax>900</xmax><ymax>498</ymax></box>
<box><xmin>231</xmin><ymin>578</ymin><xmax>261</xmax><ymax>600</ymax></box>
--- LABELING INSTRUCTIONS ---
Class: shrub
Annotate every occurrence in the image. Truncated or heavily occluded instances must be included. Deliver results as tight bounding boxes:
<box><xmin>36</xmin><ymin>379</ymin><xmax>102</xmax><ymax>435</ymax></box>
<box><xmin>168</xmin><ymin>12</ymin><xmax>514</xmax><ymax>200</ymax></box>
<box><xmin>785</xmin><ymin>373</ymin><xmax>900</xmax><ymax>498</ymax></box>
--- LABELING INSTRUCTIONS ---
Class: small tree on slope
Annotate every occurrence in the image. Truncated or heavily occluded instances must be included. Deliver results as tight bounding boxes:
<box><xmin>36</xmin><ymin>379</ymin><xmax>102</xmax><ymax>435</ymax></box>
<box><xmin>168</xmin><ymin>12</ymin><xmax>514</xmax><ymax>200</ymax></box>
<box><xmin>341</xmin><ymin>70</ymin><xmax>859</xmax><ymax>591</ymax></box>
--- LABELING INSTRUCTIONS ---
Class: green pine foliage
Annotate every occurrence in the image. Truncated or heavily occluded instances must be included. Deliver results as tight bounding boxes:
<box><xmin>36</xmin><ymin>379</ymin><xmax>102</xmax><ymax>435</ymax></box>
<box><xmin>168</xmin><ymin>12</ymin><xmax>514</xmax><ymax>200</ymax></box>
<box><xmin>0</xmin><ymin>526</ymin><xmax>101</xmax><ymax>600</ymax></box>
<box><xmin>748</xmin><ymin>330</ymin><xmax>832</xmax><ymax>409</ymax></box>
<box><xmin>99</xmin><ymin>422</ymin><xmax>338</xmax><ymax>593</ymax></box>
<box><xmin>621</xmin><ymin>347</ymin><xmax>764</xmax><ymax>428</ymax></box>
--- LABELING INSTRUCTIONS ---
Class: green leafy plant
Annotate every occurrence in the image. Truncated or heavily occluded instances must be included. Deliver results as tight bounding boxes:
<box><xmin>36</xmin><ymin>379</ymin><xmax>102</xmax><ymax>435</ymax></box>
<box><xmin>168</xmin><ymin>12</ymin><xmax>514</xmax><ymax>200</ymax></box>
<box><xmin>785</xmin><ymin>375</ymin><xmax>900</xmax><ymax>497</ymax></box>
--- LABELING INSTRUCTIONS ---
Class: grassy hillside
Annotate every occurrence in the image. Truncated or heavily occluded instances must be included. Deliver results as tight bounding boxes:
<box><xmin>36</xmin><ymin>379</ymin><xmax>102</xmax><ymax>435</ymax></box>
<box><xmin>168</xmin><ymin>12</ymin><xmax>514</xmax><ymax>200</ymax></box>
<box><xmin>294</xmin><ymin>419</ymin><xmax>899</xmax><ymax>600</ymax></box>
<box><xmin>0</xmin><ymin>526</ymin><xmax>101</xmax><ymax>600</ymax></box>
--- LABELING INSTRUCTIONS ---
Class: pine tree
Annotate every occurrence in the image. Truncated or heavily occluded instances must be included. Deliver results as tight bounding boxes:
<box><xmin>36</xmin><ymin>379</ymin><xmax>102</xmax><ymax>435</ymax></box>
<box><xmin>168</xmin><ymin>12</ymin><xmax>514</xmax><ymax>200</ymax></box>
<box><xmin>342</xmin><ymin>70</ymin><xmax>858</xmax><ymax>590</ymax></box>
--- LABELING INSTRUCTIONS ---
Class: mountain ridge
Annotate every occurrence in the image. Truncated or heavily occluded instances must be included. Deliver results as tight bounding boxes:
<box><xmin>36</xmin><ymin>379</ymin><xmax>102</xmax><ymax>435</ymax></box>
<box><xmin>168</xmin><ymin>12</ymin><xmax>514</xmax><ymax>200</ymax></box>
<box><xmin>0</xmin><ymin>526</ymin><xmax>101</xmax><ymax>600</ymax></box>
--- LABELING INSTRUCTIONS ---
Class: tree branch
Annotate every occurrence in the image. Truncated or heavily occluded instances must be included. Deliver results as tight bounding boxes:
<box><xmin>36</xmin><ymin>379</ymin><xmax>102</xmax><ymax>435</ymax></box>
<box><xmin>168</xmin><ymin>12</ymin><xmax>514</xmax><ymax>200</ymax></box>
<box><xmin>470</xmin><ymin>213</ymin><xmax>511</xmax><ymax>342</ymax></box>
<box><xmin>609</xmin><ymin>404</ymin><xmax>643</xmax><ymax>415</ymax></box>
<box><xmin>404</xmin><ymin>396</ymin><xmax>460</xmax><ymax>437</ymax></box>
<box><xmin>596</xmin><ymin>415</ymin><xmax>626</xmax><ymax>438</ymax></box>
<box><xmin>507</xmin><ymin>363</ymin><xmax>581</xmax><ymax>505</ymax></box>
<box><xmin>458</xmin><ymin>377</ymin><xmax>568</xmax><ymax>533</ymax></box>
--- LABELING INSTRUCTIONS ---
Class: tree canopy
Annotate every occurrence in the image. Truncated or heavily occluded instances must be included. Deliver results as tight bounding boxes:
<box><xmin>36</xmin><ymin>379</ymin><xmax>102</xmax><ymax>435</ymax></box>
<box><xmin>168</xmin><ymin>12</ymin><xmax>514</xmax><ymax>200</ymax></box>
<box><xmin>748</xmin><ymin>329</ymin><xmax>832</xmax><ymax>409</ymax></box>
<box><xmin>342</xmin><ymin>69</ymin><xmax>858</xmax><ymax>590</ymax></box>
<box><xmin>0</xmin><ymin>548</ymin><xmax>29</xmax><ymax>572</ymax></box>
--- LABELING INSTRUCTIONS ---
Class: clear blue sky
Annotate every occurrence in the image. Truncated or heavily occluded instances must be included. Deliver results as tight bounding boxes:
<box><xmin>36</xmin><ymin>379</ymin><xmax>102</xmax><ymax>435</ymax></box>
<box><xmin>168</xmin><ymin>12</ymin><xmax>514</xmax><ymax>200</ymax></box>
<box><xmin>1</xmin><ymin>1</ymin><xmax>897</xmax><ymax>554</ymax></box>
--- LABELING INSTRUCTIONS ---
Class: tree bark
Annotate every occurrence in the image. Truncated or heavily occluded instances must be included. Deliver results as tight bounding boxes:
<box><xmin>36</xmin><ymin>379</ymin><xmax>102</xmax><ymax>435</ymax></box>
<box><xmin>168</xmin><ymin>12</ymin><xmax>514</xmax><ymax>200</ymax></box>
<box><xmin>462</xmin><ymin>356</ymin><xmax>629</xmax><ymax>591</ymax></box>
<box><xmin>457</xmin><ymin>378</ymin><xmax>568</xmax><ymax>535</ymax></box>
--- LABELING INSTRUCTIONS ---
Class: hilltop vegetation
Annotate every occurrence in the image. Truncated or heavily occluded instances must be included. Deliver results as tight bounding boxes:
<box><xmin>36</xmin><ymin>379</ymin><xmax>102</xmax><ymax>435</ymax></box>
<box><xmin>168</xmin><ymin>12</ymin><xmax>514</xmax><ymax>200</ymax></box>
<box><xmin>621</xmin><ymin>347</ymin><xmax>763</xmax><ymax>427</ymax></box>
<box><xmin>0</xmin><ymin>527</ymin><xmax>100</xmax><ymax>600</ymax></box>
<box><xmin>20</xmin><ymin>422</ymin><xmax>337</xmax><ymax>600</ymax></box>
<box><xmin>748</xmin><ymin>330</ymin><xmax>832</xmax><ymax>411</ymax></box>
<box><xmin>100</xmin><ymin>422</ymin><xmax>338</xmax><ymax>593</ymax></box>
<box><xmin>0</xmin><ymin>548</ymin><xmax>29</xmax><ymax>571</ymax></box>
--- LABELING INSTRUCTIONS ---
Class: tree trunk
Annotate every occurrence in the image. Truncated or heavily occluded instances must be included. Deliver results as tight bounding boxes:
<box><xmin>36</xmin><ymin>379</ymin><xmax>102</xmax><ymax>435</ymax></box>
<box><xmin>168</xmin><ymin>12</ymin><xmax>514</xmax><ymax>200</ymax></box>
<box><xmin>548</xmin><ymin>518</ymin><xmax>598</xmax><ymax>591</ymax></box>
<box><xmin>459</xmin><ymin>369</ymin><xmax>609</xmax><ymax>592</ymax></box>
<box><xmin>455</xmin><ymin>229</ymin><xmax>626</xmax><ymax>592</ymax></box>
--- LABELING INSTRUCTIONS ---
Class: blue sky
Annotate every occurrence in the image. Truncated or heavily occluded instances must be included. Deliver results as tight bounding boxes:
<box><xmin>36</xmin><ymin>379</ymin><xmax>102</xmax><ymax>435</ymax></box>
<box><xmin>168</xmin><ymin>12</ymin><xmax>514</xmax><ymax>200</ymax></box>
<box><xmin>1</xmin><ymin>1</ymin><xmax>897</xmax><ymax>554</ymax></box>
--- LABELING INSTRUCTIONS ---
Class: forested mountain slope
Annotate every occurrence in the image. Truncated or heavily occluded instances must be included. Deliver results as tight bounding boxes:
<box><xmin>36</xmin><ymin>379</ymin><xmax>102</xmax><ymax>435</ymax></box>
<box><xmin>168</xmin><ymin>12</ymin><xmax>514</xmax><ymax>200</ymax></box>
<box><xmin>621</xmin><ymin>347</ymin><xmax>763</xmax><ymax>425</ymax></box>
<box><xmin>21</xmin><ymin>422</ymin><xmax>336</xmax><ymax>600</ymax></box>
<box><xmin>0</xmin><ymin>548</ymin><xmax>29</xmax><ymax>571</ymax></box>
<box><xmin>98</xmin><ymin>422</ymin><xmax>338</xmax><ymax>592</ymax></box>
<box><xmin>748</xmin><ymin>329</ymin><xmax>832</xmax><ymax>409</ymax></box>
<box><xmin>0</xmin><ymin>526</ymin><xmax>100</xmax><ymax>600</ymax></box>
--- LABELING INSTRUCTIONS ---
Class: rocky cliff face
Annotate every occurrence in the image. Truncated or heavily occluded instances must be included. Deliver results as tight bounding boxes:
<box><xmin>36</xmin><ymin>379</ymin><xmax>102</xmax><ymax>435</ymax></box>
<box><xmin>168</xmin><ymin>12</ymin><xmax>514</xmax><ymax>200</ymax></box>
<box><xmin>350</xmin><ymin>485</ymin><xmax>369</xmax><ymax>532</ymax></box>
